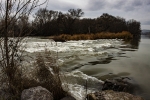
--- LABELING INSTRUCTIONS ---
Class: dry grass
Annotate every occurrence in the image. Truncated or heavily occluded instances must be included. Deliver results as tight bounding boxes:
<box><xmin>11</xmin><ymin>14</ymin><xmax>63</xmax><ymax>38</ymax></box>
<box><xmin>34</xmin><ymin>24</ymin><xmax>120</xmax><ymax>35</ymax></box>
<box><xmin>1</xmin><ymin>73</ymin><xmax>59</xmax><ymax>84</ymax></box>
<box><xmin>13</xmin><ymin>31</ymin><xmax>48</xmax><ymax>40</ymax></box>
<box><xmin>0</xmin><ymin>51</ymin><xmax>67</xmax><ymax>100</ymax></box>
<box><xmin>54</xmin><ymin>31</ymin><xmax>133</xmax><ymax>41</ymax></box>
<box><xmin>34</xmin><ymin>53</ymin><xmax>67</xmax><ymax>100</ymax></box>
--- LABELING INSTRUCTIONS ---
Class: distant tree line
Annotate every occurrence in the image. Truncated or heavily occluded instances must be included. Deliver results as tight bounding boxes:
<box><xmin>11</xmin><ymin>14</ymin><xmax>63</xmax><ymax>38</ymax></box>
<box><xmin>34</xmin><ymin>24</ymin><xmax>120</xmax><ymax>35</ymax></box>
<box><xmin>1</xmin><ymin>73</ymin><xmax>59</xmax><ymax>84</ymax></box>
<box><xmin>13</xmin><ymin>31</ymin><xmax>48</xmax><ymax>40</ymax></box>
<box><xmin>0</xmin><ymin>8</ymin><xmax>141</xmax><ymax>38</ymax></box>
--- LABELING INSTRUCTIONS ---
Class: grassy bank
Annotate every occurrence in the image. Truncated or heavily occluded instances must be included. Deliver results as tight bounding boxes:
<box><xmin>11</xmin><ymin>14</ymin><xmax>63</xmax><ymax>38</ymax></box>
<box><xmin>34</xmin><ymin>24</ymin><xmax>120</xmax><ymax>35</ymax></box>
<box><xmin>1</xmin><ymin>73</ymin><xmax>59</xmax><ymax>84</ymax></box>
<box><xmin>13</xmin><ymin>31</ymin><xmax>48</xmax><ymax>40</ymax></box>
<box><xmin>54</xmin><ymin>31</ymin><xmax>133</xmax><ymax>41</ymax></box>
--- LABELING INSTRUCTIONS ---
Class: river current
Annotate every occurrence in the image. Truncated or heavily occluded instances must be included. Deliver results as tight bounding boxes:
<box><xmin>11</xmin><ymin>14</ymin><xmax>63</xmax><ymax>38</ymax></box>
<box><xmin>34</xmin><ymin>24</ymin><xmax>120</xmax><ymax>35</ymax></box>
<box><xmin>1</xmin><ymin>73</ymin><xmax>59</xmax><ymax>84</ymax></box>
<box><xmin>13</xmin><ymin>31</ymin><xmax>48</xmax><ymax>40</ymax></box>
<box><xmin>22</xmin><ymin>35</ymin><xmax>150</xmax><ymax>100</ymax></box>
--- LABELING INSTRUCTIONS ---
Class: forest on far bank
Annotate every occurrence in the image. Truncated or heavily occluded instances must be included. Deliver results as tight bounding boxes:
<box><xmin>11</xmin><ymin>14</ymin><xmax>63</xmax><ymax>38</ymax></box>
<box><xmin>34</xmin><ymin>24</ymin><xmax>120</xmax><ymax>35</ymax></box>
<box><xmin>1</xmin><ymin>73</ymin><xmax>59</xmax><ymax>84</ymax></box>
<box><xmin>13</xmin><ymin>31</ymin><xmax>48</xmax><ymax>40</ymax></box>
<box><xmin>0</xmin><ymin>8</ymin><xmax>141</xmax><ymax>39</ymax></box>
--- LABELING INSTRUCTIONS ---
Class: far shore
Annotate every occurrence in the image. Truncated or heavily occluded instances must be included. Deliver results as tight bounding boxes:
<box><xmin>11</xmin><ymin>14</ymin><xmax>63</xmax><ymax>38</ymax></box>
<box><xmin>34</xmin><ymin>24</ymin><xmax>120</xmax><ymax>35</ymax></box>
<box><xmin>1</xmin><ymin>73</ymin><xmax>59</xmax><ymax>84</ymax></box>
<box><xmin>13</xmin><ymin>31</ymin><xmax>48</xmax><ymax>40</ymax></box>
<box><xmin>47</xmin><ymin>31</ymin><xmax>133</xmax><ymax>42</ymax></box>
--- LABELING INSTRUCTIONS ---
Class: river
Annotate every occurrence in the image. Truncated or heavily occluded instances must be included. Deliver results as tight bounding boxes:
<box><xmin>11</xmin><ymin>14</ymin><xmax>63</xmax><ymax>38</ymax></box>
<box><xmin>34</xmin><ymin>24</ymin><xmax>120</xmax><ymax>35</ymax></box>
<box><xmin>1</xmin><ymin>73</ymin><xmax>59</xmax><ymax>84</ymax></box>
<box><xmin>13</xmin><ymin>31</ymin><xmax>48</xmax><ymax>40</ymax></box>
<box><xmin>22</xmin><ymin>35</ymin><xmax>150</xmax><ymax>100</ymax></box>
<box><xmin>77</xmin><ymin>36</ymin><xmax>150</xmax><ymax>99</ymax></box>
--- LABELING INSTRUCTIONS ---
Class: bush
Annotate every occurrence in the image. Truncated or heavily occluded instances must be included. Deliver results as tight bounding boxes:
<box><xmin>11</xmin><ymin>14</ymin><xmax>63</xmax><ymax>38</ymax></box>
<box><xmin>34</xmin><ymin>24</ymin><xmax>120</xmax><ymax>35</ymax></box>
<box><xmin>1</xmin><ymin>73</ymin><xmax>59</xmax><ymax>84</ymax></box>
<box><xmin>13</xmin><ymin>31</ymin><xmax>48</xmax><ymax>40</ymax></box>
<box><xmin>34</xmin><ymin>52</ymin><xmax>67</xmax><ymax>100</ymax></box>
<box><xmin>0</xmin><ymin>51</ymin><xmax>67</xmax><ymax>100</ymax></box>
<box><xmin>54</xmin><ymin>31</ymin><xmax>133</xmax><ymax>41</ymax></box>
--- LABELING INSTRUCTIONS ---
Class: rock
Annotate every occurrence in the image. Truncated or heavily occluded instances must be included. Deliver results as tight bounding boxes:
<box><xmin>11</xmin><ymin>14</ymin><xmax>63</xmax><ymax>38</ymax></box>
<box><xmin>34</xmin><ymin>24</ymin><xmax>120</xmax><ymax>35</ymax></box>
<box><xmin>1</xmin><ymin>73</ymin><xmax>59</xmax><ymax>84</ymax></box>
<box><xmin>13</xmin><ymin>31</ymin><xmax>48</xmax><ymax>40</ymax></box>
<box><xmin>87</xmin><ymin>90</ymin><xmax>144</xmax><ymax>100</ymax></box>
<box><xmin>21</xmin><ymin>86</ymin><xmax>53</xmax><ymax>100</ymax></box>
<box><xmin>102</xmin><ymin>77</ymin><xmax>132</xmax><ymax>92</ymax></box>
<box><xmin>60</xmin><ymin>96</ymin><xmax>76</xmax><ymax>100</ymax></box>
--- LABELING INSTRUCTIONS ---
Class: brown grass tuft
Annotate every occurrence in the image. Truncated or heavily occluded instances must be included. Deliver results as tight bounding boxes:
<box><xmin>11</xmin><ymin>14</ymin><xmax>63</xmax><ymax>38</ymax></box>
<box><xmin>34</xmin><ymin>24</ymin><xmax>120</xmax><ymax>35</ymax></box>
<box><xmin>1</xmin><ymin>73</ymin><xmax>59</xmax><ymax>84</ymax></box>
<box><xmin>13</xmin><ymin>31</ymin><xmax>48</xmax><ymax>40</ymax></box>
<box><xmin>0</xmin><ymin>51</ymin><xmax>67</xmax><ymax>100</ymax></box>
<box><xmin>33</xmin><ymin>53</ymin><xmax>67</xmax><ymax>100</ymax></box>
<box><xmin>54</xmin><ymin>31</ymin><xmax>133</xmax><ymax>41</ymax></box>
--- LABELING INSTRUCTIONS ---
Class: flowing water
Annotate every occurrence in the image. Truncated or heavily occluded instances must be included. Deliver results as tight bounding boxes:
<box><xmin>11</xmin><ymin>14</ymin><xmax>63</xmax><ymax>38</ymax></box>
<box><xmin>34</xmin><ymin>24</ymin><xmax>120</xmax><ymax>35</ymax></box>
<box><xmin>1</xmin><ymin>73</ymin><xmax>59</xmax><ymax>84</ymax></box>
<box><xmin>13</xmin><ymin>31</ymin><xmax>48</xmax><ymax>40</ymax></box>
<box><xmin>23</xmin><ymin>36</ymin><xmax>150</xmax><ymax>100</ymax></box>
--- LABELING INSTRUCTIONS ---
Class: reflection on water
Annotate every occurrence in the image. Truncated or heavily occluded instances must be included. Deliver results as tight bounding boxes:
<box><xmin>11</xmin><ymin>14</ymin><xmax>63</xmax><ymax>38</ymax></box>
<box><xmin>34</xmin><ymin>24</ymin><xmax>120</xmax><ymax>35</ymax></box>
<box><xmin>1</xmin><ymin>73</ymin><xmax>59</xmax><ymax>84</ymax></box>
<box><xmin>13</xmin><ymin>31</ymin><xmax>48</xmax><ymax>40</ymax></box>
<box><xmin>81</xmin><ymin>37</ymin><xmax>141</xmax><ymax>66</ymax></box>
<box><xmin>130</xmin><ymin>39</ymin><xmax>140</xmax><ymax>49</ymax></box>
<box><xmin>22</xmin><ymin>36</ymin><xmax>149</xmax><ymax>99</ymax></box>
<box><xmin>69</xmin><ymin>36</ymin><xmax>150</xmax><ymax>100</ymax></box>
<box><xmin>99</xmin><ymin>72</ymin><xmax>131</xmax><ymax>81</ymax></box>
<box><xmin>142</xmin><ymin>34</ymin><xmax>150</xmax><ymax>39</ymax></box>
<box><xmin>92</xmin><ymin>37</ymin><xmax>141</xmax><ymax>66</ymax></box>
<box><xmin>58</xmin><ymin>36</ymin><xmax>150</xmax><ymax>100</ymax></box>
<box><xmin>88</xmin><ymin>57</ymin><xmax>117</xmax><ymax>65</ymax></box>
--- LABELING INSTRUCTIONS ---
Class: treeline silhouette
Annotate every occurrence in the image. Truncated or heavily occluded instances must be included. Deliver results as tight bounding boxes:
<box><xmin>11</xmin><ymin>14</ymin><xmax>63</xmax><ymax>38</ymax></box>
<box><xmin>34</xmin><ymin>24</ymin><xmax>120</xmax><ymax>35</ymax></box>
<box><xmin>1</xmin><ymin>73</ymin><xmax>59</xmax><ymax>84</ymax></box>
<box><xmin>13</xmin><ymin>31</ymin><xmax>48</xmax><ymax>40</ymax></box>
<box><xmin>0</xmin><ymin>8</ymin><xmax>141</xmax><ymax>39</ymax></box>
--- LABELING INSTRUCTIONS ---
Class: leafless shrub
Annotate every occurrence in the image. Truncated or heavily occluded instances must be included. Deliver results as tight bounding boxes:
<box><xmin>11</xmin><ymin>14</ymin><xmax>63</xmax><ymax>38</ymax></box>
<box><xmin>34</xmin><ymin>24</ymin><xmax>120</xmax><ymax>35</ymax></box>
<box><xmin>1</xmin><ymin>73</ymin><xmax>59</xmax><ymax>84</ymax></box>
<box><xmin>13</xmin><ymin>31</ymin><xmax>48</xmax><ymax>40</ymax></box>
<box><xmin>0</xmin><ymin>0</ymin><xmax>48</xmax><ymax>99</ymax></box>
<box><xmin>34</xmin><ymin>52</ymin><xmax>67</xmax><ymax>100</ymax></box>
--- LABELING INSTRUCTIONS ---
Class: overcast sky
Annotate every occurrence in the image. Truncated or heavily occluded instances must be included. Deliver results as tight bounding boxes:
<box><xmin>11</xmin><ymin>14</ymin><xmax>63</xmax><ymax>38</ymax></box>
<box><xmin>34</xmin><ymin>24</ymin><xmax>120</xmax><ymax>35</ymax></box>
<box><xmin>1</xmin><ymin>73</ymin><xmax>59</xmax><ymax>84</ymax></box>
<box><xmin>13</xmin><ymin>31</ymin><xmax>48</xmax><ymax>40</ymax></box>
<box><xmin>43</xmin><ymin>0</ymin><xmax>150</xmax><ymax>30</ymax></box>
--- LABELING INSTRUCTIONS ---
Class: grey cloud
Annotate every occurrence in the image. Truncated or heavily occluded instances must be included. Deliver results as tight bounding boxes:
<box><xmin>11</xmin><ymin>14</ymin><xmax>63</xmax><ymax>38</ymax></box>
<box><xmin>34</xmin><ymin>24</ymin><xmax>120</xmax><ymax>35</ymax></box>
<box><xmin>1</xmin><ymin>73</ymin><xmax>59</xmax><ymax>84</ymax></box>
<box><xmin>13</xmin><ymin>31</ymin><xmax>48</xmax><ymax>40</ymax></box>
<box><xmin>111</xmin><ymin>0</ymin><xmax>142</xmax><ymax>12</ymax></box>
<box><xmin>41</xmin><ymin>0</ymin><xmax>149</xmax><ymax>13</ymax></box>
<box><xmin>124</xmin><ymin>6</ymin><xmax>135</xmax><ymax>12</ymax></box>
<box><xmin>46</xmin><ymin>0</ymin><xmax>78</xmax><ymax>12</ymax></box>
<box><xmin>85</xmin><ymin>0</ymin><xmax>148</xmax><ymax>12</ymax></box>
<box><xmin>142</xmin><ymin>21</ymin><xmax>150</xmax><ymax>25</ymax></box>
<box><xmin>86</xmin><ymin>0</ymin><xmax>106</xmax><ymax>11</ymax></box>
<box><xmin>112</xmin><ymin>0</ymin><xmax>150</xmax><ymax>12</ymax></box>
<box><xmin>132</xmin><ymin>0</ymin><xmax>143</xmax><ymax>6</ymax></box>
<box><xmin>85</xmin><ymin>0</ymin><xmax>136</xmax><ymax>12</ymax></box>
<box><xmin>145</xmin><ymin>0</ymin><xmax>150</xmax><ymax>5</ymax></box>
<box><xmin>111</xmin><ymin>0</ymin><xmax>127</xmax><ymax>9</ymax></box>
<box><xmin>32</xmin><ymin>0</ymin><xmax>78</xmax><ymax>16</ymax></box>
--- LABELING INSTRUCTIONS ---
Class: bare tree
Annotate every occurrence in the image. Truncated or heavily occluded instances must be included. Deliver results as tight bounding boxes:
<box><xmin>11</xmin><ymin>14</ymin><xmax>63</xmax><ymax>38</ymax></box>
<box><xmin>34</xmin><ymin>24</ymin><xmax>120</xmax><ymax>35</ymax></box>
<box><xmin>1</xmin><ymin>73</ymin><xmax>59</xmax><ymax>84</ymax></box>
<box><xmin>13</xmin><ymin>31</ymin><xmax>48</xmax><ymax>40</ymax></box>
<box><xmin>33</xmin><ymin>8</ymin><xmax>60</xmax><ymax>35</ymax></box>
<box><xmin>58</xmin><ymin>8</ymin><xmax>84</xmax><ymax>34</ymax></box>
<box><xmin>0</xmin><ymin>0</ymin><xmax>47</xmax><ymax>99</ymax></box>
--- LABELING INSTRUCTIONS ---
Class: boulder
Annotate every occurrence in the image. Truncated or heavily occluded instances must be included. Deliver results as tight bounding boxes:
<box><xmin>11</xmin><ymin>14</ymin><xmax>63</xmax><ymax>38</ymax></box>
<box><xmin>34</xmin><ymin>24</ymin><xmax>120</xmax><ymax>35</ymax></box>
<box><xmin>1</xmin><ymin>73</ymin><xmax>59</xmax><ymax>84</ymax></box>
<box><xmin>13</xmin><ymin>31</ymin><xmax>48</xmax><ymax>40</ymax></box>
<box><xmin>21</xmin><ymin>86</ymin><xmax>53</xmax><ymax>100</ymax></box>
<box><xmin>87</xmin><ymin>90</ymin><xmax>144</xmax><ymax>100</ymax></box>
<box><xmin>102</xmin><ymin>77</ymin><xmax>133</xmax><ymax>92</ymax></box>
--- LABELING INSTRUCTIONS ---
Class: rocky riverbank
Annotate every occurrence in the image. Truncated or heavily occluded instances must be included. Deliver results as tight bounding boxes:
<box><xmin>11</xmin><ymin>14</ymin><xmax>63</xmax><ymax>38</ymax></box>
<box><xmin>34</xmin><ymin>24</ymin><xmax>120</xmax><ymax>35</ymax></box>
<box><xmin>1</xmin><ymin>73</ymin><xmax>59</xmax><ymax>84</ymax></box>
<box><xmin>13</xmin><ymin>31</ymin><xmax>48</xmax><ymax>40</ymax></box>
<box><xmin>21</xmin><ymin>86</ymin><xmax>144</xmax><ymax>100</ymax></box>
<box><xmin>87</xmin><ymin>90</ymin><xmax>144</xmax><ymax>100</ymax></box>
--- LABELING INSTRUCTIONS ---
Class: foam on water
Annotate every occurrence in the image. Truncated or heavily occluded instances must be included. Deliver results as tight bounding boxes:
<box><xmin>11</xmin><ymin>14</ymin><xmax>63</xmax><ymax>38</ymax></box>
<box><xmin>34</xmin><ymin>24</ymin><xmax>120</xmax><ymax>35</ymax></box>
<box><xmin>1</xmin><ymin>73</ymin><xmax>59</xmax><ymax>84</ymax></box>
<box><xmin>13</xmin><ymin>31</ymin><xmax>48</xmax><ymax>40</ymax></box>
<box><xmin>20</xmin><ymin>38</ymin><xmax>124</xmax><ymax>99</ymax></box>
<box><xmin>21</xmin><ymin>38</ymin><xmax>124</xmax><ymax>70</ymax></box>
<box><xmin>23</xmin><ymin>38</ymin><xmax>123</xmax><ymax>54</ymax></box>
<box><xmin>61</xmin><ymin>70</ymin><xmax>104</xmax><ymax>100</ymax></box>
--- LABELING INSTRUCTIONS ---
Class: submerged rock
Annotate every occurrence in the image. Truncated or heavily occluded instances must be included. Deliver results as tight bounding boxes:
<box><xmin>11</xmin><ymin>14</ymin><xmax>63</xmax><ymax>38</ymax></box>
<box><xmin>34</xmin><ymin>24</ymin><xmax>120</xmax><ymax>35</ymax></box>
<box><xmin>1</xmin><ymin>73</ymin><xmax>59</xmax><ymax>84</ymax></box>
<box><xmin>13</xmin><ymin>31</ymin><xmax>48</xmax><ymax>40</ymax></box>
<box><xmin>21</xmin><ymin>86</ymin><xmax>53</xmax><ymax>100</ymax></box>
<box><xmin>102</xmin><ymin>77</ymin><xmax>135</xmax><ymax>93</ymax></box>
<box><xmin>87</xmin><ymin>90</ymin><xmax>144</xmax><ymax>100</ymax></box>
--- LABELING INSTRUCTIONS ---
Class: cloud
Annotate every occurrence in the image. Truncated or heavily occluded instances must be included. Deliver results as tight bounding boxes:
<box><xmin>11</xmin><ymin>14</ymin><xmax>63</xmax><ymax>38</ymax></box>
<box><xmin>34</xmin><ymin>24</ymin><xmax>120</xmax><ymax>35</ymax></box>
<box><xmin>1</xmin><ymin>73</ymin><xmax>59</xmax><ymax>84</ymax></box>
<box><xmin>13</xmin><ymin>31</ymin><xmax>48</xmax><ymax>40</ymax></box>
<box><xmin>86</xmin><ymin>0</ymin><xmax>107</xmax><ymax>11</ymax></box>
<box><xmin>145</xmin><ymin>0</ymin><xmax>150</xmax><ymax>5</ymax></box>
<box><xmin>132</xmin><ymin>0</ymin><xmax>143</xmax><ymax>6</ymax></box>
<box><xmin>84</xmin><ymin>0</ymin><xmax>148</xmax><ymax>12</ymax></box>
<box><xmin>45</xmin><ymin>0</ymin><xmax>78</xmax><ymax>12</ymax></box>
<box><xmin>142</xmin><ymin>21</ymin><xmax>150</xmax><ymax>25</ymax></box>
<box><xmin>108</xmin><ymin>0</ymin><xmax>144</xmax><ymax>12</ymax></box>
<box><xmin>111</xmin><ymin>0</ymin><xmax>127</xmax><ymax>9</ymax></box>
